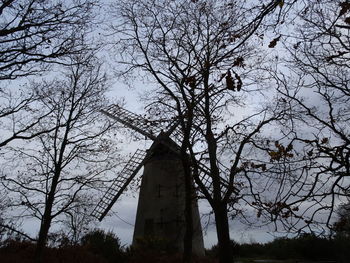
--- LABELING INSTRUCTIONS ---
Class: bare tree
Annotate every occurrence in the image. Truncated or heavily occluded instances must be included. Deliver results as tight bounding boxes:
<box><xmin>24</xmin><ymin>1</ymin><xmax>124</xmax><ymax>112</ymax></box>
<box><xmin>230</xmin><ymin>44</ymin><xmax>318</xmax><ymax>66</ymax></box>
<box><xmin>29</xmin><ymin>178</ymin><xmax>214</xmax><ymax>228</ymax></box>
<box><xmin>111</xmin><ymin>1</ymin><xmax>292</xmax><ymax>262</ymax></box>
<box><xmin>1</xmin><ymin>54</ymin><xmax>121</xmax><ymax>263</ymax></box>
<box><xmin>0</xmin><ymin>87</ymin><xmax>65</xmax><ymax>148</ymax></box>
<box><xmin>0</xmin><ymin>0</ymin><xmax>98</xmax><ymax>80</ymax></box>
<box><xmin>0</xmin><ymin>0</ymin><xmax>101</xmax><ymax>149</ymax></box>
<box><xmin>259</xmin><ymin>0</ymin><xmax>350</xmax><ymax>235</ymax></box>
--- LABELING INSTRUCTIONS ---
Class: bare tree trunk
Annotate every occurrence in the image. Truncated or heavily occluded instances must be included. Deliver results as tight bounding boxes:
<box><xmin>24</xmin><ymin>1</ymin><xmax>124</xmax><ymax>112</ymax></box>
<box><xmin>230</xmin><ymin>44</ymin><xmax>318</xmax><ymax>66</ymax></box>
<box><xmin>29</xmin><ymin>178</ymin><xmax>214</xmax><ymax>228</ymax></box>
<box><xmin>214</xmin><ymin>202</ymin><xmax>233</xmax><ymax>263</ymax></box>
<box><xmin>34</xmin><ymin>86</ymin><xmax>73</xmax><ymax>263</ymax></box>
<box><xmin>34</xmin><ymin>168</ymin><xmax>61</xmax><ymax>262</ymax></box>
<box><xmin>34</xmin><ymin>215</ymin><xmax>51</xmax><ymax>263</ymax></box>
<box><xmin>183</xmin><ymin>165</ymin><xmax>193</xmax><ymax>262</ymax></box>
<box><xmin>33</xmin><ymin>190</ymin><xmax>56</xmax><ymax>262</ymax></box>
<box><xmin>203</xmin><ymin>67</ymin><xmax>233</xmax><ymax>262</ymax></box>
<box><xmin>181</xmin><ymin>136</ymin><xmax>193</xmax><ymax>262</ymax></box>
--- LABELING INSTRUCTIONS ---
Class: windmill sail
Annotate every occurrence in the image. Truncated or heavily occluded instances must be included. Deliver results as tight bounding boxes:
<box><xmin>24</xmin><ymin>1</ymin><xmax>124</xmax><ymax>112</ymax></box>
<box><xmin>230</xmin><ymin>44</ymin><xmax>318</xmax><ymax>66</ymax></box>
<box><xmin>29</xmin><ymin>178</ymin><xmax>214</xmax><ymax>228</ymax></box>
<box><xmin>91</xmin><ymin>149</ymin><xmax>147</xmax><ymax>221</ymax></box>
<box><xmin>101</xmin><ymin>104</ymin><xmax>170</xmax><ymax>141</ymax></box>
<box><xmin>196</xmin><ymin>162</ymin><xmax>230</xmax><ymax>195</ymax></box>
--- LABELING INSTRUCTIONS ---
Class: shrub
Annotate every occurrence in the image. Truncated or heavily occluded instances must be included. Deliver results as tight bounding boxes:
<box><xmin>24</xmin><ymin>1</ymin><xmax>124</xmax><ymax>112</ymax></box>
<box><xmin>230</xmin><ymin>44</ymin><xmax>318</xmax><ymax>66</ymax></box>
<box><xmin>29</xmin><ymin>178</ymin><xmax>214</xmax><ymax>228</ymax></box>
<box><xmin>81</xmin><ymin>229</ymin><xmax>125</xmax><ymax>263</ymax></box>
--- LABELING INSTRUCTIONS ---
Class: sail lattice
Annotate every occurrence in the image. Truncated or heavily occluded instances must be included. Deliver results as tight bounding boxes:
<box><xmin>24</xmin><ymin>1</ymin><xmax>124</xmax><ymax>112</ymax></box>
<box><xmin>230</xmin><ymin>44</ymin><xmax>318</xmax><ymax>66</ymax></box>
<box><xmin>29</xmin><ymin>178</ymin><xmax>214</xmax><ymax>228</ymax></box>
<box><xmin>101</xmin><ymin>105</ymin><xmax>170</xmax><ymax>140</ymax></box>
<box><xmin>91</xmin><ymin>149</ymin><xmax>147</xmax><ymax>221</ymax></box>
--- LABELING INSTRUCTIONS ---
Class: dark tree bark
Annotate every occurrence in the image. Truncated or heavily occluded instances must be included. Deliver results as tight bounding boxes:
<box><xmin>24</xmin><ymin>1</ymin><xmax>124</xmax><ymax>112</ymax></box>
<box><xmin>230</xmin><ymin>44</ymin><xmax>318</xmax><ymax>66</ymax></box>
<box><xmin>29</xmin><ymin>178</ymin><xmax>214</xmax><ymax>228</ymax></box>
<box><xmin>182</xmin><ymin>150</ymin><xmax>194</xmax><ymax>263</ymax></box>
<box><xmin>180</xmin><ymin>106</ymin><xmax>195</xmax><ymax>262</ymax></box>
<box><xmin>214</xmin><ymin>202</ymin><xmax>233</xmax><ymax>263</ymax></box>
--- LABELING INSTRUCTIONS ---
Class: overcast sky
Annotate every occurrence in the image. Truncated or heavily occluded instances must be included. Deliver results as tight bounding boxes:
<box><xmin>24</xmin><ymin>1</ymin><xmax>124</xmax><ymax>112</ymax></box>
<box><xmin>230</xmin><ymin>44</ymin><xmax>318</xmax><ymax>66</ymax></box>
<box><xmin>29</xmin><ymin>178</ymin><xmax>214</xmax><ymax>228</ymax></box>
<box><xmin>1</xmin><ymin>0</ymin><xmax>347</xmax><ymax>248</ymax></box>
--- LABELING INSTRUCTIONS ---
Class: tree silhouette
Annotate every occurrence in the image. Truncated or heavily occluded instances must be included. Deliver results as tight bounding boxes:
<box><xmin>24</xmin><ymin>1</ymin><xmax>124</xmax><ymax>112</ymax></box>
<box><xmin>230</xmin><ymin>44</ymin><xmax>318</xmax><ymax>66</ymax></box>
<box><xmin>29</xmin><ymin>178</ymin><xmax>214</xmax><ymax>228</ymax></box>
<box><xmin>1</xmin><ymin>54</ymin><xmax>121</xmax><ymax>263</ymax></box>
<box><xmin>0</xmin><ymin>0</ymin><xmax>100</xmax><ymax>148</ymax></box>
<box><xmin>264</xmin><ymin>0</ymin><xmax>350</xmax><ymax>234</ymax></box>
<box><xmin>111</xmin><ymin>0</ymin><xmax>290</xmax><ymax>262</ymax></box>
<box><xmin>0</xmin><ymin>0</ymin><xmax>97</xmax><ymax>80</ymax></box>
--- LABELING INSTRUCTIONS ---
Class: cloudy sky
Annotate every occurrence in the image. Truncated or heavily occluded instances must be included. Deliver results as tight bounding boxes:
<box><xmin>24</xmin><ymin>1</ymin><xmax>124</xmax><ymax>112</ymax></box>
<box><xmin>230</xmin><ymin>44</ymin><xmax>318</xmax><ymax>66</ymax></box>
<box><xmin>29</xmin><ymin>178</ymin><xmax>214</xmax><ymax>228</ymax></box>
<box><xmin>1</xmin><ymin>0</ymin><xmax>347</xmax><ymax>250</ymax></box>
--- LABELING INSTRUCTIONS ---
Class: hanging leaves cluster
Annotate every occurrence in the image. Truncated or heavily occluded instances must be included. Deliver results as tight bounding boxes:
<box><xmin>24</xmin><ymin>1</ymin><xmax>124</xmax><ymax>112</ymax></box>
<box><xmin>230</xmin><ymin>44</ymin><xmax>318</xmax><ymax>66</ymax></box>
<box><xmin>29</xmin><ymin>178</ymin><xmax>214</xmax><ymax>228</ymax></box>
<box><xmin>219</xmin><ymin>70</ymin><xmax>242</xmax><ymax>91</ymax></box>
<box><xmin>339</xmin><ymin>2</ymin><xmax>350</xmax><ymax>16</ymax></box>
<box><xmin>241</xmin><ymin>161</ymin><xmax>267</xmax><ymax>171</ymax></box>
<box><xmin>232</xmin><ymin>56</ymin><xmax>245</xmax><ymax>68</ymax></box>
<box><xmin>268</xmin><ymin>35</ymin><xmax>281</xmax><ymax>48</ymax></box>
<box><xmin>268</xmin><ymin>141</ymin><xmax>294</xmax><ymax>162</ymax></box>
<box><xmin>253</xmin><ymin>201</ymin><xmax>299</xmax><ymax>219</ymax></box>
<box><xmin>184</xmin><ymin>75</ymin><xmax>196</xmax><ymax>89</ymax></box>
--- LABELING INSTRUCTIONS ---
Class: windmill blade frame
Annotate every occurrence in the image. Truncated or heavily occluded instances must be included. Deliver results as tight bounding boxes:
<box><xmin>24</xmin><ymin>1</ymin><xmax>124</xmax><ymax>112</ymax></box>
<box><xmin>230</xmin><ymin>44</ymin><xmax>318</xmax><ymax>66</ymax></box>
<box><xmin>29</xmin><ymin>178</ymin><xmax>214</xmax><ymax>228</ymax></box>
<box><xmin>101</xmin><ymin>104</ymin><xmax>173</xmax><ymax>141</ymax></box>
<box><xmin>91</xmin><ymin>149</ymin><xmax>148</xmax><ymax>221</ymax></box>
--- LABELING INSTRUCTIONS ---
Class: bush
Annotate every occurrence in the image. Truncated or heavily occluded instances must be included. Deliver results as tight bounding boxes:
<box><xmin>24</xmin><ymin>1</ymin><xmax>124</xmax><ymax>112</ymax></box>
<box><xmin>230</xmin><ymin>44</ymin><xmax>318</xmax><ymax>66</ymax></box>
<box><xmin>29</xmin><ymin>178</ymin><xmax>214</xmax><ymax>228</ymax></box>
<box><xmin>205</xmin><ymin>240</ymin><xmax>239</xmax><ymax>259</ymax></box>
<box><xmin>333</xmin><ymin>235</ymin><xmax>350</xmax><ymax>263</ymax></box>
<box><xmin>0</xmin><ymin>239</ymin><xmax>110</xmax><ymax>263</ymax></box>
<box><xmin>206</xmin><ymin>235</ymin><xmax>343</xmax><ymax>261</ymax></box>
<box><xmin>81</xmin><ymin>229</ymin><xmax>126</xmax><ymax>263</ymax></box>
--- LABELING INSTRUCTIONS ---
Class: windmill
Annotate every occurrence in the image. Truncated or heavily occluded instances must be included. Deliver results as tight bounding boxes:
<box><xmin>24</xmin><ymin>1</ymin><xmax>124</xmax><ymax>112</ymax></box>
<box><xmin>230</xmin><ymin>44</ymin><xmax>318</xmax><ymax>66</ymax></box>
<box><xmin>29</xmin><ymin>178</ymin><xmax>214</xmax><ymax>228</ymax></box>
<box><xmin>91</xmin><ymin>104</ymin><xmax>220</xmax><ymax>255</ymax></box>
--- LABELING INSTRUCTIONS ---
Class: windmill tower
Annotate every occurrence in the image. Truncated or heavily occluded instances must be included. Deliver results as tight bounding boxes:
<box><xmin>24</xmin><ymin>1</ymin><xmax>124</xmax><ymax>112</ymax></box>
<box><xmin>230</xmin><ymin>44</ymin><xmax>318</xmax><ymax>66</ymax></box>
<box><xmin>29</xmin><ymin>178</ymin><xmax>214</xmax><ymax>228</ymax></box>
<box><xmin>91</xmin><ymin>104</ymin><xmax>215</xmax><ymax>255</ymax></box>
